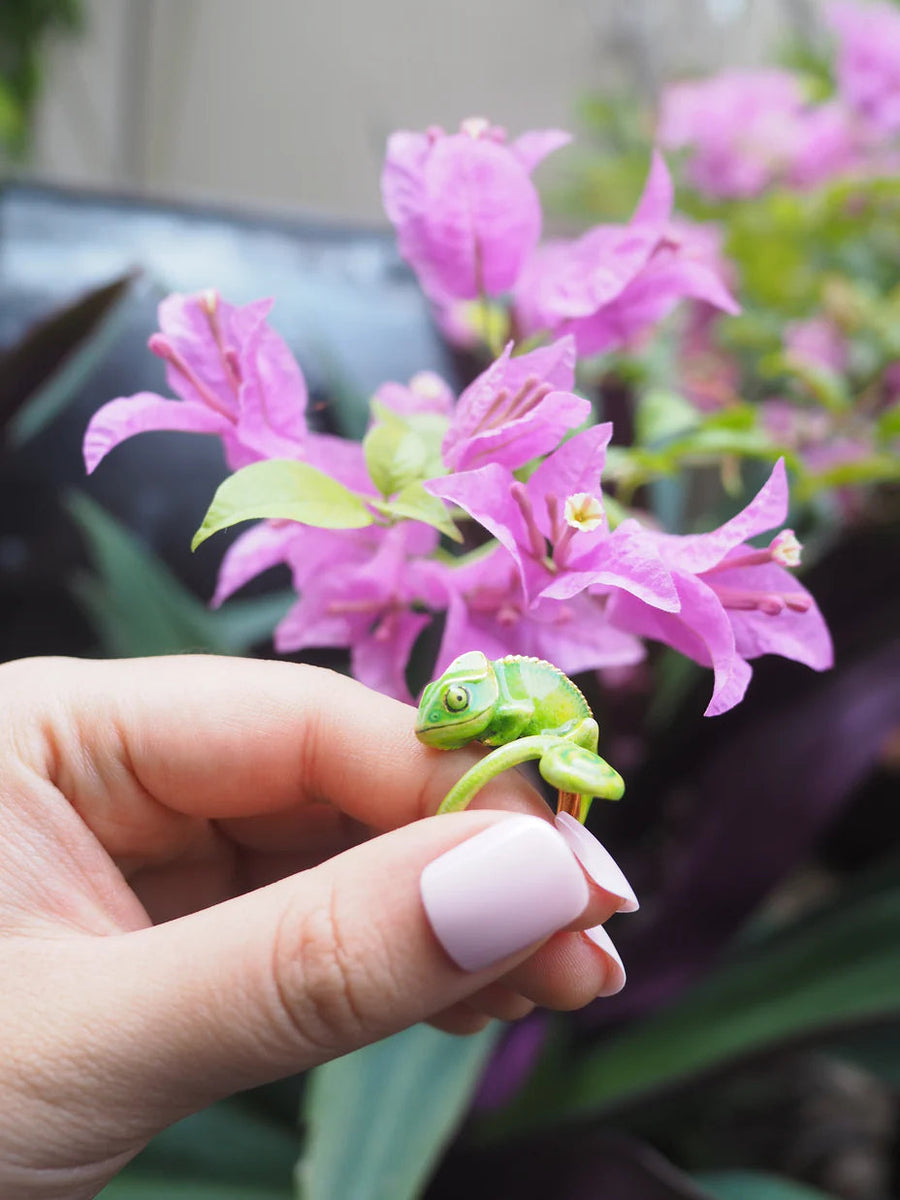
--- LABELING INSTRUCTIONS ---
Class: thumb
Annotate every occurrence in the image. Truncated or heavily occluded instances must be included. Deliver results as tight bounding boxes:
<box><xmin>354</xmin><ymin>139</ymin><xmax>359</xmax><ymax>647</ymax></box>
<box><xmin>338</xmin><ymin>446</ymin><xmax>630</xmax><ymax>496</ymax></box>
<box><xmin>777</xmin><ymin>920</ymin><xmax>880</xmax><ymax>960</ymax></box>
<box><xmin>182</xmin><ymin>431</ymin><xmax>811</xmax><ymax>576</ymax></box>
<box><xmin>74</xmin><ymin>810</ymin><xmax>590</xmax><ymax>1127</ymax></box>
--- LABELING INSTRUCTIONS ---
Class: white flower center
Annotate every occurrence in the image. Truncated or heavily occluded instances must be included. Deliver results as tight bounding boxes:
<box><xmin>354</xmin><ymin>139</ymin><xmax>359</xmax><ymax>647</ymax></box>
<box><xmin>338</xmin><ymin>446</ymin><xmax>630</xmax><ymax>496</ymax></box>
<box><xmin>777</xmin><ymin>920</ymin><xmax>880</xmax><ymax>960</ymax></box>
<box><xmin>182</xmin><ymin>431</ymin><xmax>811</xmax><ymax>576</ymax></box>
<box><xmin>564</xmin><ymin>493</ymin><xmax>605</xmax><ymax>532</ymax></box>
<box><xmin>770</xmin><ymin>529</ymin><xmax>802</xmax><ymax>567</ymax></box>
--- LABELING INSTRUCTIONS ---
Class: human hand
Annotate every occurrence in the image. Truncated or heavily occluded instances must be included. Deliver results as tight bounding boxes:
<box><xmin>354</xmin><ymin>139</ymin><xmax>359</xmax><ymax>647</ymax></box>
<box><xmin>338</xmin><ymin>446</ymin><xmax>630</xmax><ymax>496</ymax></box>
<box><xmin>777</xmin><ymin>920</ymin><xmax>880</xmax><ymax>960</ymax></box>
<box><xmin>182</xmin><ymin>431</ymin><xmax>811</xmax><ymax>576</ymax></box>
<box><xmin>0</xmin><ymin>655</ymin><xmax>636</xmax><ymax>1199</ymax></box>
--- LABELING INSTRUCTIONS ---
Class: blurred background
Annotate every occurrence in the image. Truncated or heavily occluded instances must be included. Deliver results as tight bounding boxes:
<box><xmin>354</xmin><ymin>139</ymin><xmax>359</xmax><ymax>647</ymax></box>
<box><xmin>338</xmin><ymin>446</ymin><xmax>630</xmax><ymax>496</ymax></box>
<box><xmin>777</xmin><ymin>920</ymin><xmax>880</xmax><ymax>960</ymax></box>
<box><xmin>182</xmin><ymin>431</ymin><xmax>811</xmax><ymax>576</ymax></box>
<box><xmin>2</xmin><ymin>3</ymin><xmax>899</xmax><ymax>1200</ymax></box>
<box><xmin>26</xmin><ymin>0</ymin><xmax>824</xmax><ymax>219</ymax></box>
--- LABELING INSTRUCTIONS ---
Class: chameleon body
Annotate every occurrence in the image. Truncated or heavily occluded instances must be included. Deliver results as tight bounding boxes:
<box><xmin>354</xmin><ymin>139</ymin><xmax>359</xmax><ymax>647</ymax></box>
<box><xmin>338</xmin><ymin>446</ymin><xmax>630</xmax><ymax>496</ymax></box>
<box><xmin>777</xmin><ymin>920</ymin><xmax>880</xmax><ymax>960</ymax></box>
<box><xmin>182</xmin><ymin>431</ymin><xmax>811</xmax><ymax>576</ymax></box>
<box><xmin>415</xmin><ymin>651</ymin><xmax>624</xmax><ymax>823</ymax></box>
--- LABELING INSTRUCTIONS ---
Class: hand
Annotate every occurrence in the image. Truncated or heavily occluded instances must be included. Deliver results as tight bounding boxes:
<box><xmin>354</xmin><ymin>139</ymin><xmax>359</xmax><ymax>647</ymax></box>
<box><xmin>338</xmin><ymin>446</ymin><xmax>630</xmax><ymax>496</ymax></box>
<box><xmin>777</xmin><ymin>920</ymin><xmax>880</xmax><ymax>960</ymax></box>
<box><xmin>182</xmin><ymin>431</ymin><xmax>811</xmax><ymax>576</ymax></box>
<box><xmin>0</xmin><ymin>655</ymin><xmax>636</xmax><ymax>1199</ymax></box>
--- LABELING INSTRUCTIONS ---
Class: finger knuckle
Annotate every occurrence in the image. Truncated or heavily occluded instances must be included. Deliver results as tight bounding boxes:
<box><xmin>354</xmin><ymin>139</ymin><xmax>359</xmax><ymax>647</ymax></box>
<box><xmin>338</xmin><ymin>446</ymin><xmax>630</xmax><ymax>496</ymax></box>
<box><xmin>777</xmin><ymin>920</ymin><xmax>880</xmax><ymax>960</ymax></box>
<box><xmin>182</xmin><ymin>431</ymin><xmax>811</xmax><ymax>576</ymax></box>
<box><xmin>270</xmin><ymin>883</ymin><xmax>372</xmax><ymax>1057</ymax></box>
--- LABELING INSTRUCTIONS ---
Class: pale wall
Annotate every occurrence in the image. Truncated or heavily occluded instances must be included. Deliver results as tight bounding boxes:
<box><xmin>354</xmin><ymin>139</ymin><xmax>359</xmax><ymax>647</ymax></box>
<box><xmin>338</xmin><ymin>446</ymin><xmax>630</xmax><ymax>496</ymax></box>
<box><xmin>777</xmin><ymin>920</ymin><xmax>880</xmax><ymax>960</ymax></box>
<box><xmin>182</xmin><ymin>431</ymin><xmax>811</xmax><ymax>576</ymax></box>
<box><xmin>28</xmin><ymin>0</ymin><xmax>824</xmax><ymax>222</ymax></box>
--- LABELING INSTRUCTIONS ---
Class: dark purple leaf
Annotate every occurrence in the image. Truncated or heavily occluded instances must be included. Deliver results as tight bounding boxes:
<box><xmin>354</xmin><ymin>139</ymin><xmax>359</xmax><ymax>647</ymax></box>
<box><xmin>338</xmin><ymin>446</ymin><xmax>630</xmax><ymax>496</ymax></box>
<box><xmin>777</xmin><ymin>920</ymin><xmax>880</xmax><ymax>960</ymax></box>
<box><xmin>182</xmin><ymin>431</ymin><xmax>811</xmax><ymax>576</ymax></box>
<box><xmin>589</xmin><ymin>640</ymin><xmax>900</xmax><ymax>1025</ymax></box>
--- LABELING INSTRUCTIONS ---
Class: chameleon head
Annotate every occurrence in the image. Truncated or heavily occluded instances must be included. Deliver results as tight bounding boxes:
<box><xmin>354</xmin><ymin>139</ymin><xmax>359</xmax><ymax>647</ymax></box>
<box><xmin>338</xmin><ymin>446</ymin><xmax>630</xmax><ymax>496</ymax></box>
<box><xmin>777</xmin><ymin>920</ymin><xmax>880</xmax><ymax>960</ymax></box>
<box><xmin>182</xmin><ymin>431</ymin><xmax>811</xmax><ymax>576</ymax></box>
<box><xmin>415</xmin><ymin>650</ymin><xmax>499</xmax><ymax>748</ymax></box>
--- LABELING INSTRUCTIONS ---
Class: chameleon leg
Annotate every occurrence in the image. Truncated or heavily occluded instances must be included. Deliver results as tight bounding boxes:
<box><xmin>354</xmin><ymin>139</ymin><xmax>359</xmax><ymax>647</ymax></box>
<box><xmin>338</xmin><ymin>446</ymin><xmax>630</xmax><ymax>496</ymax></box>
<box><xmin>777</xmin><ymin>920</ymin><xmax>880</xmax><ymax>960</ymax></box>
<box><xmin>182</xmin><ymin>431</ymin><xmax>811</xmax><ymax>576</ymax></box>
<box><xmin>436</xmin><ymin>735</ymin><xmax>560</xmax><ymax>815</ymax></box>
<box><xmin>561</xmin><ymin>719</ymin><xmax>599</xmax><ymax>823</ymax></box>
<box><xmin>537</xmin><ymin>721</ymin><xmax>624</xmax><ymax>824</ymax></box>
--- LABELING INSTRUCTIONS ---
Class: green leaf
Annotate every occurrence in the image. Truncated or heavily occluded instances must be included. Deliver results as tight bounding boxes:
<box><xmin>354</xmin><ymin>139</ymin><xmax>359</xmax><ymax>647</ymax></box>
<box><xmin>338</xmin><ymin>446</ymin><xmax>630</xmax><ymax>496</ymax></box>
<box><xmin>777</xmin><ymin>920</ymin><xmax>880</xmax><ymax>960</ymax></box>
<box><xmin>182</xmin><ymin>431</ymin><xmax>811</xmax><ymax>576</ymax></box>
<box><xmin>370</xmin><ymin>482</ymin><xmax>462</xmax><ymax>542</ymax></box>
<box><xmin>763</xmin><ymin>351</ymin><xmax>851</xmax><ymax>414</ymax></box>
<box><xmin>488</xmin><ymin>881</ymin><xmax>900</xmax><ymax>1135</ymax></box>
<box><xmin>296</xmin><ymin>1022</ymin><xmax>501</xmax><ymax>1200</ymax></box>
<box><xmin>363</xmin><ymin>405</ymin><xmax>446</xmax><ymax>498</ymax></box>
<box><xmin>795</xmin><ymin>453</ymin><xmax>900</xmax><ymax>500</ymax></box>
<box><xmin>875</xmin><ymin>403</ymin><xmax>900</xmax><ymax>443</ymax></box>
<box><xmin>97</xmin><ymin>1094</ymin><xmax>299</xmax><ymax>1197</ymax></box>
<box><xmin>192</xmin><ymin>460</ymin><xmax>372</xmax><ymax>551</ymax></box>
<box><xmin>0</xmin><ymin>76</ymin><xmax>23</xmax><ymax>145</ymax></box>
<box><xmin>98</xmin><ymin>1181</ymin><xmax>288</xmax><ymax>1200</ymax></box>
<box><xmin>635</xmin><ymin>389</ymin><xmax>701</xmax><ymax>446</ymax></box>
<box><xmin>68</xmin><ymin>492</ymin><xmax>292</xmax><ymax>657</ymax></box>
<box><xmin>694</xmin><ymin>1170</ymin><xmax>834</xmax><ymax>1200</ymax></box>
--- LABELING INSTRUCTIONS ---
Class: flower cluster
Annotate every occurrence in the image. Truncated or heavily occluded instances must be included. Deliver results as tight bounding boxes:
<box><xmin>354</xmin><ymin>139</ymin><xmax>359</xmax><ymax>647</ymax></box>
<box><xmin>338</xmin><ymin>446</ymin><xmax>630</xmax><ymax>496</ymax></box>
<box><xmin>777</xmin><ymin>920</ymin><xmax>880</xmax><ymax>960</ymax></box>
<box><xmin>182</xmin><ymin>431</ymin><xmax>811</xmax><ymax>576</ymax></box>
<box><xmin>383</xmin><ymin>124</ymin><xmax>739</xmax><ymax>357</ymax></box>
<box><xmin>656</xmin><ymin>2</ymin><xmax>900</xmax><ymax>200</ymax></box>
<box><xmin>85</xmin><ymin>122</ymin><xmax>833</xmax><ymax>717</ymax></box>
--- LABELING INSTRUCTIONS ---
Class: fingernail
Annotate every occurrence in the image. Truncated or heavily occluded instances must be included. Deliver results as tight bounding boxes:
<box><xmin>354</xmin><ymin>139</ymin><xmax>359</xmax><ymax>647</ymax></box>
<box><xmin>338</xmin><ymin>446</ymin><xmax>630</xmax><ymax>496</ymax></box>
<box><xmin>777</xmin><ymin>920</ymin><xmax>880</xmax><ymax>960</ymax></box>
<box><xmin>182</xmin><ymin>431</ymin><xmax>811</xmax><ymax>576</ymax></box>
<box><xmin>583</xmin><ymin>923</ymin><xmax>627</xmax><ymax>996</ymax></box>
<box><xmin>420</xmin><ymin>816</ymin><xmax>589</xmax><ymax>972</ymax></box>
<box><xmin>554</xmin><ymin>812</ymin><xmax>639</xmax><ymax>912</ymax></box>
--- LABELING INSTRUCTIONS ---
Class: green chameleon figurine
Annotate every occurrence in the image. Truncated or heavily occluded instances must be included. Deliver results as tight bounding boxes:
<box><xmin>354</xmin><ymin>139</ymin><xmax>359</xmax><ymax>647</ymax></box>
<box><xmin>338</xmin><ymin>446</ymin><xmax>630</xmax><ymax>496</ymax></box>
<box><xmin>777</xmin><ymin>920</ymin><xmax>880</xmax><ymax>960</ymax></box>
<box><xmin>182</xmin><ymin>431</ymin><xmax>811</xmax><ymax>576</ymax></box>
<box><xmin>415</xmin><ymin>651</ymin><xmax>624</xmax><ymax>823</ymax></box>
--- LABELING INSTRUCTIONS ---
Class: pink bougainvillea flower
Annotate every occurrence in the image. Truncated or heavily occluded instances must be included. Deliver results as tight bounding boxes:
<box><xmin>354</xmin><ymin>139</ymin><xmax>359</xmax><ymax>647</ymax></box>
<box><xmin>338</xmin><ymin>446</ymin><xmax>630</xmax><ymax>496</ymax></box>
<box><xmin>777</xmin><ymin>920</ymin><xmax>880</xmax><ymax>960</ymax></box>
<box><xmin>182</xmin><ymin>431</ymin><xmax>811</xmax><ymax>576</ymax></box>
<box><xmin>372</xmin><ymin>371</ymin><xmax>455</xmax><ymax>419</ymax></box>
<box><xmin>785</xmin><ymin>100</ymin><xmax>861</xmax><ymax>189</ymax></box>
<box><xmin>513</xmin><ymin>151</ymin><xmax>671</xmax><ymax>337</ymax></box>
<box><xmin>828</xmin><ymin>0</ymin><xmax>900</xmax><ymax>138</ymax></box>
<box><xmin>273</xmin><ymin>523</ymin><xmax>445</xmax><ymax>702</ymax></box>
<box><xmin>678</xmin><ymin>303</ymin><xmax>741</xmax><ymax>413</ymax></box>
<box><xmin>433</xmin><ymin>543</ymin><xmax>644</xmax><ymax>677</ymax></box>
<box><xmin>382</xmin><ymin>118</ymin><xmax>571</xmax><ymax>303</ymax></box>
<box><xmin>84</xmin><ymin>291</ymin><xmax>309</xmax><ymax>473</ymax></box>
<box><xmin>212</xmin><ymin>522</ymin><xmax>376</xmax><ymax>609</ymax></box>
<box><xmin>760</xmin><ymin>399</ymin><xmax>833</xmax><ymax>457</ymax></box>
<box><xmin>564</xmin><ymin>217</ymin><xmax>740</xmax><ymax>356</ymax></box>
<box><xmin>658</xmin><ymin>70</ymin><xmax>858</xmax><ymax>198</ymax></box>
<box><xmin>210</xmin><ymin>434</ymin><xmax>435</xmax><ymax>608</ymax></box>
<box><xmin>513</xmin><ymin>154</ymin><xmax>738</xmax><ymax>357</ymax></box>
<box><xmin>427</xmin><ymin>423</ymin><xmax>679</xmax><ymax>612</ymax></box>
<box><xmin>604</xmin><ymin>460</ymin><xmax>833</xmax><ymax>715</ymax></box>
<box><xmin>658</xmin><ymin>70</ymin><xmax>806</xmax><ymax>198</ymax></box>
<box><xmin>441</xmin><ymin>335</ymin><xmax>589</xmax><ymax>471</ymax></box>
<box><xmin>784</xmin><ymin>316</ymin><xmax>849</xmax><ymax>374</ymax></box>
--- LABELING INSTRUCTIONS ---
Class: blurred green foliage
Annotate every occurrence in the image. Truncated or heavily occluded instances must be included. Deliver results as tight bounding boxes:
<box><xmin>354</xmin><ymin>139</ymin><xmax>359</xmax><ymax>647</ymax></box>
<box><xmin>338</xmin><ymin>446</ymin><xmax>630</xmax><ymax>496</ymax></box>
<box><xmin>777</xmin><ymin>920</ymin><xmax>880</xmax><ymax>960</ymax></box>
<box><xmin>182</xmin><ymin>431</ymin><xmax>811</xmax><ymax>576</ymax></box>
<box><xmin>0</xmin><ymin>0</ymin><xmax>83</xmax><ymax>157</ymax></box>
<box><xmin>560</xmin><ymin>91</ymin><xmax>900</xmax><ymax>537</ymax></box>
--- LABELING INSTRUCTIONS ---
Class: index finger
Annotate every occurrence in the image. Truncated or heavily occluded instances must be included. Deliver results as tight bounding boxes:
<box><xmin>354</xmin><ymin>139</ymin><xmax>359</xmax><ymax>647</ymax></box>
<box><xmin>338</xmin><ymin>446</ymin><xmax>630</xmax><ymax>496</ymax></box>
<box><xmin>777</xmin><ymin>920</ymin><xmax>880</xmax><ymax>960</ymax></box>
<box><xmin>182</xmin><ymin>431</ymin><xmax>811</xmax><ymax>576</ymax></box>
<box><xmin>7</xmin><ymin>655</ymin><xmax>549</xmax><ymax>832</ymax></box>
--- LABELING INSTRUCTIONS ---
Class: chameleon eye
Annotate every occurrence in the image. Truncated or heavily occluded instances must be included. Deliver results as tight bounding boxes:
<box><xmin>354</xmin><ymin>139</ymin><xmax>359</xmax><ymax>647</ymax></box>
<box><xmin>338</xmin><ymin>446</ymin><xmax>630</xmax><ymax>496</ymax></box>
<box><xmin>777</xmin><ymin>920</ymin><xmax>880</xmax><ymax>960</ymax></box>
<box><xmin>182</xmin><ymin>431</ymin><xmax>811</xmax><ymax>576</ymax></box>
<box><xmin>443</xmin><ymin>684</ymin><xmax>470</xmax><ymax>713</ymax></box>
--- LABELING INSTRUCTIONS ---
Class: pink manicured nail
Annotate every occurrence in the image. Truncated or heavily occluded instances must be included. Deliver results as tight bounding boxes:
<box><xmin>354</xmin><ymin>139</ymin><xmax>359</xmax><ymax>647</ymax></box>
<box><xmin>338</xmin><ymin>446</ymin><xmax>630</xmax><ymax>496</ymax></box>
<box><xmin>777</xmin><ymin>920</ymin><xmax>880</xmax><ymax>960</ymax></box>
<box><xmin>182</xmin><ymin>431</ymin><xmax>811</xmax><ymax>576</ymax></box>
<box><xmin>554</xmin><ymin>812</ymin><xmax>639</xmax><ymax>912</ymax></box>
<box><xmin>584</xmin><ymin>923</ymin><xmax>627</xmax><ymax>996</ymax></box>
<box><xmin>420</xmin><ymin>816</ymin><xmax>589</xmax><ymax>972</ymax></box>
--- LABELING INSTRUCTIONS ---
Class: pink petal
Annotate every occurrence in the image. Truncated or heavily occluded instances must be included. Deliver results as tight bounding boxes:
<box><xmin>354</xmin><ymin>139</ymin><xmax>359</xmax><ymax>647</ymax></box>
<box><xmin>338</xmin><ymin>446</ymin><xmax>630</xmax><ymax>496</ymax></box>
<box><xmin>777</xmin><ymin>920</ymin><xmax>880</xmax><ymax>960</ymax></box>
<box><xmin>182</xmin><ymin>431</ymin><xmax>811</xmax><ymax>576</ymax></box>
<box><xmin>536</xmin><ymin>152</ymin><xmax>673</xmax><ymax>320</ymax></box>
<box><xmin>352</xmin><ymin>610</ymin><xmax>432</xmax><ymax>702</ymax></box>
<box><xmin>304</xmin><ymin>432</ymin><xmax>375</xmax><ymax>494</ymax></box>
<box><xmin>526</xmin><ymin>424</ymin><xmax>613</xmax><ymax>531</ymax></box>
<box><xmin>426</xmin><ymin>465</ymin><xmax>531</xmax><ymax>580</ymax></box>
<box><xmin>436</xmin><ymin>591</ymin><xmax>523</xmax><ymax>675</ymax></box>
<box><xmin>434</xmin><ymin>556</ymin><xmax>643</xmax><ymax>677</ymax></box>
<box><xmin>653</xmin><ymin>460</ymin><xmax>789</xmax><ymax>574</ymax></box>
<box><xmin>632</xmin><ymin>149</ymin><xmax>675</xmax><ymax>228</ymax></box>
<box><xmin>274</xmin><ymin>590</ymin><xmax>354</xmax><ymax>653</ymax></box>
<box><xmin>568</xmin><ymin>250</ymin><xmax>740</xmax><ymax>357</ymax></box>
<box><xmin>443</xmin><ymin>337</ymin><xmax>580</xmax><ymax>471</ymax></box>
<box><xmin>451</xmin><ymin>389</ymin><xmax>591</xmax><ymax>473</ymax></box>
<box><xmin>608</xmin><ymin>573</ymin><xmax>753</xmax><ymax>715</ymax></box>
<box><xmin>511</xmin><ymin>156</ymin><xmax>672</xmax><ymax>332</ymax></box>
<box><xmin>156</xmin><ymin>294</ymin><xmax>236</xmax><ymax>416</ymax></box>
<box><xmin>374</xmin><ymin>372</ymin><xmax>456</xmax><ymax>418</ymax></box>
<box><xmin>282</xmin><ymin>527</ymin><xmax>385</xmax><ymax>591</ymax></box>
<box><xmin>381</xmin><ymin>130</ymin><xmax>430</xmax><ymax>227</ymax></box>
<box><xmin>422</xmin><ymin>134</ymin><xmax>542</xmax><ymax>298</ymax></box>
<box><xmin>528</xmin><ymin>226</ymin><xmax>657</xmax><ymax>320</ymax></box>
<box><xmin>510</xmin><ymin>129</ymin><xmax>572</xmax><ymax>173</ymax></box>
<box><xmin>381</xmin><ymin>131</ymin><xmax>449</xmax><ymax>302</ymax></box>
<box><xmin>83</xmin><ymin>393</ymin><xmax>230</xmax><ymax>473</ymax></box>
<box><xmin>502</xmin><ymin>335</ymin><xmax>577</xmax><ymax>392</ymax></box>
<box><xmin>709</xmin><ymin>556</ymin><xmax>834</xmax><ymax>671</ymax></box>
<box><xmin>512</xmin><ymin>241</ymin><xmax>572</xmax><ymax>338</ymax></box>
<box><xmin>526</xmin><ymin>595</ymin><xmax>645</xmax><ymax>675</ymax></box>
<box><xmin>211</xmin><ymin>521</ymin><xmax>297</xmax><ymax>607</ymax></box>
<box><xmin>231</xmin><ymin>302</ymin><xmax>308</xmax><ymax>459</ymax></box>
<box><xmin>543</xmin><ymin>520</ymin><xmax>681</xmax><ymax>612</ymax></box>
